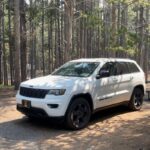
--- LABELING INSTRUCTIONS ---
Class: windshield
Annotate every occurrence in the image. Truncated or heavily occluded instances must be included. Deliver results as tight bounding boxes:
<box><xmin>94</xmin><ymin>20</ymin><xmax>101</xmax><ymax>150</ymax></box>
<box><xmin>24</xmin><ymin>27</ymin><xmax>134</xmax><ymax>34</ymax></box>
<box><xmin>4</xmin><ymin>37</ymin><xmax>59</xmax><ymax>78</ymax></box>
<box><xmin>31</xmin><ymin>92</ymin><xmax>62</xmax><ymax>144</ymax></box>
<box><xmin>52</xmin><ymin>62</ymin><xmax>99</xmax><ymax>77</ymax></box>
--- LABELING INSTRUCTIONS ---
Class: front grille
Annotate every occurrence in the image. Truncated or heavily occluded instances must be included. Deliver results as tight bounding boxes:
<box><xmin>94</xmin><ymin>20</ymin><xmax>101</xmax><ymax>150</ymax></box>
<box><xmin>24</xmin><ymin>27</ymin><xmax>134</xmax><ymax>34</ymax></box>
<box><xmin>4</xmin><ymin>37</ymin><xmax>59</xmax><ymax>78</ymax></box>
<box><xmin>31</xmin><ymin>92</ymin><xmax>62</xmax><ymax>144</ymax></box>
<box><xmin>20</xmin><ymin>87</ymin><xmax>49</xmax><ymax>98</ymax></box>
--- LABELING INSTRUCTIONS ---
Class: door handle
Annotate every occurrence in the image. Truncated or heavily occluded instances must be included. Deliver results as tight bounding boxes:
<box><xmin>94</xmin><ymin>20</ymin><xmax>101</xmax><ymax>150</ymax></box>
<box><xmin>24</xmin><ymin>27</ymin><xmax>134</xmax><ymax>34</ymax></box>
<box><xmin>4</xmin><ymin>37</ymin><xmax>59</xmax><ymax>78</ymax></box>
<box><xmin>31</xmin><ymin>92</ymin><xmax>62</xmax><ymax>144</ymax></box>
<box><xmin>113</xmin><ymin>78</ymin><xmax>118</xmax><ymax>82</ymax></box>
<box><xmin>130</xmin><ymin>76</ymin><xmax>134</xmax><ymax>80</ymax></box>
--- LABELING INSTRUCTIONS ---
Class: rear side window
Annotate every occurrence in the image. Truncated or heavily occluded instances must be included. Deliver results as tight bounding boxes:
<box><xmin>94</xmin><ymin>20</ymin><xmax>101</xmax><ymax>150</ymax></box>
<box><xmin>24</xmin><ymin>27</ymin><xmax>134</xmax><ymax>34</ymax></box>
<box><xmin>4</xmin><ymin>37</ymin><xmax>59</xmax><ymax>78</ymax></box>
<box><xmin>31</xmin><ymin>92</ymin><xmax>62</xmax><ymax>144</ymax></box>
<box><xmin>115</xmin><ymin>62</ymin><xmax>129</xmax><ymax>75</ymax></box>
<box><xmin>100</xmin><ymin>62</ymin><xmax>130</xmax><ymax>76</ymax></box>
<box><xmin>127</xmin><ymin>62</ymin><xmax>140</xmax><ymax>73</ymax></box>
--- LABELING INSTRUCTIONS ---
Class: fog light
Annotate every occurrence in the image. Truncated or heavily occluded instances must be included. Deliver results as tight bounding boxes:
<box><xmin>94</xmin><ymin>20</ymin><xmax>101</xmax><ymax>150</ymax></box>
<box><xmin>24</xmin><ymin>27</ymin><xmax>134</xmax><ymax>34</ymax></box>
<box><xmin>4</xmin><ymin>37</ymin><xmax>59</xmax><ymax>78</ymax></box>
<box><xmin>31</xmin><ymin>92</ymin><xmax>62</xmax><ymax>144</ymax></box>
<box><xmin>47</xmin><ymin>104</ymin><xmax>59</xmax><ymax>108</ymax></box>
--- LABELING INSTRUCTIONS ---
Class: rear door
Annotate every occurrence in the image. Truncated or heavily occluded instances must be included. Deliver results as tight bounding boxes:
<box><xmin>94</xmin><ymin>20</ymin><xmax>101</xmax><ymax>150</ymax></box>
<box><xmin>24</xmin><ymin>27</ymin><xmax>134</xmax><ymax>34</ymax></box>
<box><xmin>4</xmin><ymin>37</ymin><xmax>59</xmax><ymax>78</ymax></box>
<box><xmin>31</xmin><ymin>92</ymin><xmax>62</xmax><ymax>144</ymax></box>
<box><xmin>113</xmin><ymin>61</ymin><xmax>132</xmax><ymax>103</ymax></box>
<box><xmin>127</xmin><ymin>62</ymin><xmax>143</xmax><ymax>95</ymax></box>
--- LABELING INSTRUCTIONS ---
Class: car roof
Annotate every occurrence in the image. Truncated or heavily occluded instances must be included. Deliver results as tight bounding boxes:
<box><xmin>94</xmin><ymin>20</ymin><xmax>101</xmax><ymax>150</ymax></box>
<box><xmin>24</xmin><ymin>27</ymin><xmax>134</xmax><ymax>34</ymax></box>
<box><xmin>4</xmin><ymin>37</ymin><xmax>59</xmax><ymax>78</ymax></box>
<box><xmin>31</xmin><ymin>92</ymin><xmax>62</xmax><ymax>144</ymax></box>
<box><xmin>70</xmin><ymin>58</ymin><xmax>136</xmax><ymax>63</ymax></box>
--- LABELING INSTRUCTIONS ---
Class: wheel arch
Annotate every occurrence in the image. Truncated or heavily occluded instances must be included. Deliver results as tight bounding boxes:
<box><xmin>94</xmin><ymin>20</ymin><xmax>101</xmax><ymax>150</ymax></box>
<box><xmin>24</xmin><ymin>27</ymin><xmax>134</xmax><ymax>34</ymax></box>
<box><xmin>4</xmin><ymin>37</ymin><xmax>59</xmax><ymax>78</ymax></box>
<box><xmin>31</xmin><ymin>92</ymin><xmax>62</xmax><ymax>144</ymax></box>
<box><xmin>68</xmin><ymin>93</ymin><xmax>94</xmax><ymax>113</ymax></box>
<box><xmin>129</xmin><ymin>84</ymin><xmax>144</xmax><ymax>111</ymax></box>
<box><xmin>133</xmin><ymin>84</ymin><xmax>144</xmax><ymax>95</ymax></box>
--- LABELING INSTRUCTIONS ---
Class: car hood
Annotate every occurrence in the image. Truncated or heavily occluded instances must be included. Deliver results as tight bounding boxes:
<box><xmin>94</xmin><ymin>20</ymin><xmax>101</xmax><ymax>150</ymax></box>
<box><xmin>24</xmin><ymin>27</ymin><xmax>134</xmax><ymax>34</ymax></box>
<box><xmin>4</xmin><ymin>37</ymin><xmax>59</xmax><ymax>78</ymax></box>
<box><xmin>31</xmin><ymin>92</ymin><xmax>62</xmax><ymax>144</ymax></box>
<box><xmin>20</xmin><ymin>75</ymin><xmax>81</xmax><ymax>89</ymax></box>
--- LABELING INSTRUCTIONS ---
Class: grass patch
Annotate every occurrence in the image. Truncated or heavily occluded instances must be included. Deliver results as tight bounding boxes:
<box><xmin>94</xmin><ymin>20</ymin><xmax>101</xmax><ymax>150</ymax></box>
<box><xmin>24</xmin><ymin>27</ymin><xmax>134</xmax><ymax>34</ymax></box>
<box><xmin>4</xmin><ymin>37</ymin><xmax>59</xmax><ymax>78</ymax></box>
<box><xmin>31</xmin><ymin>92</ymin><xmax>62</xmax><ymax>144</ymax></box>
<box><xmin>0</xmin><ymin>84</ymin><xmax>14</xmax><ymax>89</ymax></box>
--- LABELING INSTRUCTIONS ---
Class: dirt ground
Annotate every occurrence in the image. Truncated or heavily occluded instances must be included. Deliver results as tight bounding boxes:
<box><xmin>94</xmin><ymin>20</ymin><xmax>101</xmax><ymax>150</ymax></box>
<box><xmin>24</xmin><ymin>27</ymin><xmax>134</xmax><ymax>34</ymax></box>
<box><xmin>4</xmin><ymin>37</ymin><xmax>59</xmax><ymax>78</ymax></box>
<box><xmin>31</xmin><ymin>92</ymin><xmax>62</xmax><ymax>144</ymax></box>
<box><xmin>0</xmin><ymin>89</ymin><xmax>150</xmax><ymax>150</ymax></box>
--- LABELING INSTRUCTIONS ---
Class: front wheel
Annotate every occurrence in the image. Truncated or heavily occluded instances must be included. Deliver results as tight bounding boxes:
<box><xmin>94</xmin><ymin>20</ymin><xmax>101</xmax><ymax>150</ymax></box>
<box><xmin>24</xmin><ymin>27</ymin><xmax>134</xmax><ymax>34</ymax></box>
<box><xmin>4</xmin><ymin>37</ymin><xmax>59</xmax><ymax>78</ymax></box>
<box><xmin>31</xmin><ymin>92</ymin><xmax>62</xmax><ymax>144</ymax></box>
<box><xmin>65</xmin><ymin>98</ymin><xmax>91</xmax><ymax>130</ymax></box>
<box><xmin>128</xmin><ymin>88</ymin><xmax>144</xmax><ymax>111</ymax></box>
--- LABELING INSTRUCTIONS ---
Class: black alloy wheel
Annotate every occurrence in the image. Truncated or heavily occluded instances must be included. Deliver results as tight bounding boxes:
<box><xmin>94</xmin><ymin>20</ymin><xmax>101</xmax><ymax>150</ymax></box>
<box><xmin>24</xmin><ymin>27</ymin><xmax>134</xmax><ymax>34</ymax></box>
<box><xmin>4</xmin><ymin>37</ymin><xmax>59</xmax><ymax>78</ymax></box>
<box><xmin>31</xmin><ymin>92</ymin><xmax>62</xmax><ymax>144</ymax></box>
<box><xmin>66</xmin><ymin>98</ymin><xmax>91</xmax><ymax>130</ymax></box>
<box><xmin>129</xmin><ymin>88</ymin><xmax>144</xmax><ymax>111</ymax></box>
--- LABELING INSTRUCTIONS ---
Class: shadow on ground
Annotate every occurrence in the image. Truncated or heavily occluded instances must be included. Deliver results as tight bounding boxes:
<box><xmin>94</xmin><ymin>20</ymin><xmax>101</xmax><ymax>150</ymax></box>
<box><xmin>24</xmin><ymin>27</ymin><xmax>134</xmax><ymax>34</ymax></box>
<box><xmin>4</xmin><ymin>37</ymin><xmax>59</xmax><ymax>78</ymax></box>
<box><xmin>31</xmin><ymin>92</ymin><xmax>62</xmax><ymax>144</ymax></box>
<box><xmin>0</xmin><ymin>104</ymin><xmax>150</xmax><ymax>150</ymax></box>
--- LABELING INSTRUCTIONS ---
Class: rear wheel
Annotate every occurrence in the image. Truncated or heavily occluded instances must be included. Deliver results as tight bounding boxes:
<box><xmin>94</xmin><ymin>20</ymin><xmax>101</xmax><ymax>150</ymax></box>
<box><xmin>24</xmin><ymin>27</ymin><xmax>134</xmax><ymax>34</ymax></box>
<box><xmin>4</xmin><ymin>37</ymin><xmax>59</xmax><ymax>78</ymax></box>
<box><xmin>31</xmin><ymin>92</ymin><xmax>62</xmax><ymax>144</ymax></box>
<box><xmin>65</xmin><ymin>98</ymin><xmax>91</xmax><ymax>130</ymax></box>
<box><xmin>128</xmin><ymin>88</ymin><xmax>144</xmax><ymax>111</ymax></box>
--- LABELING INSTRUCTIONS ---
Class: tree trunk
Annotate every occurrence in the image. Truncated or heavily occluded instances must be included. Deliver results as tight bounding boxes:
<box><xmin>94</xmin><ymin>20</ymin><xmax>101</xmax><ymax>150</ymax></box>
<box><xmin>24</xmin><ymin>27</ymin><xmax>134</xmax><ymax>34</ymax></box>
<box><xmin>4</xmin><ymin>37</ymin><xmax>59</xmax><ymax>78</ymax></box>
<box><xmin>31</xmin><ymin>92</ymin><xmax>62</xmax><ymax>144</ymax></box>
<box><xmin>60</xmin><ymin>3</ymin><xmax>64</xmax><ymax>64</ymax></box>
<box><xmin>41</xmin><ymin>0</ymin><xmax>45</xmax><ymax>75</ymax></box>
<box><xmin>0</xmin><ymin>1</ymin><xmax>3</xmax><ymax>84</ymax></box>
<box><xmin>20</xmin><ymin>0</ymin><xmax>27</xmax><ymax>81</ymax></box>
<box><xmin>143</xmin><ymin>6</ymin><xmax>149</xmax><ymax>81</ymax></box>
<box><xmin>57</xmin><ymin>0</ymin><xmax>61</xmax><ymax>67</ymax></box>
<box><xmin>30</xmin><ymin>0</ymin><xmax>35</xmax><ymax>78</ymax></box>
<box><xmin>64</xmin><ymin>0</ymin><xmax>73</xmax><ymax>62</ymax></box>
<box><xmin>2</xmin><ymin>2</ymin><xmax>8</xmax><ymax>85</ymax></box>
<box><xmin>8</xmin><ymin>0</ymin><xmax>14</xmax><ymax>85</ymax></box>
<box><xmin>138</xmin><ymin>6</ymin><xmax>144</xmax><ymax>68</ymax></box>
<box><xmin>111</xmin><ymin>2</ymin><xmax>116</xmax><ymax>57</ymax></box>
<box><xmin>48</xmin><ymin>18</ymin><xmax>51</xmax><ymax>74</ymax></box>
<box><xmin>14</xmin><ymin>0</ymin><xmax>21</xmax><ymax>90</ymax></box>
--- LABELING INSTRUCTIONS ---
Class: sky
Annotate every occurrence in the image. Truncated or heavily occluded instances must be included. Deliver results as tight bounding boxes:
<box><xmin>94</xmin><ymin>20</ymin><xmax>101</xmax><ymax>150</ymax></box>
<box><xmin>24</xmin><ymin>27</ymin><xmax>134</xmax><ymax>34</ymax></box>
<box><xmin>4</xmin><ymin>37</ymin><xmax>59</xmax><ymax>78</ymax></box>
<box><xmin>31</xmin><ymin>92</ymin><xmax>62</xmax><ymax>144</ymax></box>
<box><xmin>25</xmin><ymin>0</ymin><xmax>103</xmax><ymax>7</ymax></box>
<box><xmin>25</xmin><ymin>0</ymin><xmax>52</xmax><ymax>4</ymax></box>
<box><xmin>26</xmin><ymin>0</ymin><xmax>29</xmax><ymax>5</ymax></box>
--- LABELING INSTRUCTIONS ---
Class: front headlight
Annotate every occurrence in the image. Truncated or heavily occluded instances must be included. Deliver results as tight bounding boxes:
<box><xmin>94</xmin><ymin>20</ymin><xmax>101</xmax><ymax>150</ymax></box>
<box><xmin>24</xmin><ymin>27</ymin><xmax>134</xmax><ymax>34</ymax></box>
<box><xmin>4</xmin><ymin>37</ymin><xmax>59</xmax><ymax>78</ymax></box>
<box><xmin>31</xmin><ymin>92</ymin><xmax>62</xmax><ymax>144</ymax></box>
<box><xmin>47</xmin><ymin>89</ymin><xmax>66</xmax><ymax>96</ymax></box>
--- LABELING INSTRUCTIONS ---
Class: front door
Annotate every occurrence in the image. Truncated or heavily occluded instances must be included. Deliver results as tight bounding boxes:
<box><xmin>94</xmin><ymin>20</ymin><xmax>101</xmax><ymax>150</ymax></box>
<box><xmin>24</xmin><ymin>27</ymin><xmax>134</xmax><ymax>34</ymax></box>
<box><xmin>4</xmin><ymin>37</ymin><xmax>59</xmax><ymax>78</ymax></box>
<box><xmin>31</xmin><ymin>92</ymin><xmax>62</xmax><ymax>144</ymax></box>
<box><xmin>95</xmin><ymin>62</ymin><xmax>117</xmax><ymax>108</ymax></box>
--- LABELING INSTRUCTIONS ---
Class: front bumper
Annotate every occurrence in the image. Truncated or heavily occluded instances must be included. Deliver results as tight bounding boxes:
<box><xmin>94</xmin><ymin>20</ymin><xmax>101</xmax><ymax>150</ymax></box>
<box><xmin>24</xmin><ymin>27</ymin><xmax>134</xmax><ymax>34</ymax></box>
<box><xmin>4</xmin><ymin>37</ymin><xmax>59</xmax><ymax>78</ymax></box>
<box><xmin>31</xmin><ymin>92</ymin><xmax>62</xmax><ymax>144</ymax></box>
<box><xmin>17</xmin><ymin>104</ymin><xmax>48</xmax><ymax>118</ymax></box>
<box><xmin>16</xmin><ymin>93</ymin><xmax>71</xmax><ymax>117</ymax></box>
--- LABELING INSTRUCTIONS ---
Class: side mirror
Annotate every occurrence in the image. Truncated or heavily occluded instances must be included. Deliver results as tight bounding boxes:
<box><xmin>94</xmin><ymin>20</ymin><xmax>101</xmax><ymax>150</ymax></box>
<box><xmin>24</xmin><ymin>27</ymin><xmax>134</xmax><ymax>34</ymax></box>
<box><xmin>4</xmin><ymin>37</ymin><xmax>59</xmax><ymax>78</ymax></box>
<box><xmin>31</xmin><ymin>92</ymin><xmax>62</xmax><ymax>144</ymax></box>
<box><xmin>96</xmin><ymin>70</ymin><xmax>110</xmax><ymax>79</ymax></box>
<box><xmin>96</xmin><ymin>74</ymin><xmax>101</xmax><ymax>79</ymax></box>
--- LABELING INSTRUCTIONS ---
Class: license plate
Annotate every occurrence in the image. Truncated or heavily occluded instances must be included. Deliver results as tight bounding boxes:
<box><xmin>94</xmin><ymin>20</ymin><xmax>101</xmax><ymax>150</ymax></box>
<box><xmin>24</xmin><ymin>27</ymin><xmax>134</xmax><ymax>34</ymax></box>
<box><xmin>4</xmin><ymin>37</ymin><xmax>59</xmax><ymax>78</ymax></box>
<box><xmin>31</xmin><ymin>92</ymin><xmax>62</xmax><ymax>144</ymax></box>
<box><xmin>22</xmin><ymin>100</ymin><xmax>31</xmax><ymax>108</ymax></box>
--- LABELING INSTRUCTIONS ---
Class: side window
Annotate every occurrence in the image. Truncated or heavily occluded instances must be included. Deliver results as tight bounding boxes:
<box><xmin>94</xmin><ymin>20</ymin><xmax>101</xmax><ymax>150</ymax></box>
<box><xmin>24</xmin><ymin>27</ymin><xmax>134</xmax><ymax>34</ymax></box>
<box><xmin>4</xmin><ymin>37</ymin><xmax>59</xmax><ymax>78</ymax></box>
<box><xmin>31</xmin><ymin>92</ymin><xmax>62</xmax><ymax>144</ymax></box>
<box><xmin>127</xmin><ymin>62</ymin><xmax>140</xmax><ymax>73</ymax></box>
<box><xmin>115</xmin><ymin>62</ymin><xmax>130</xmax><ymax>75</ymax></box>
<box><xmin>100</xmin><ymin>62</ymin><xmax>116</xmax><ymax>76</ymax></box>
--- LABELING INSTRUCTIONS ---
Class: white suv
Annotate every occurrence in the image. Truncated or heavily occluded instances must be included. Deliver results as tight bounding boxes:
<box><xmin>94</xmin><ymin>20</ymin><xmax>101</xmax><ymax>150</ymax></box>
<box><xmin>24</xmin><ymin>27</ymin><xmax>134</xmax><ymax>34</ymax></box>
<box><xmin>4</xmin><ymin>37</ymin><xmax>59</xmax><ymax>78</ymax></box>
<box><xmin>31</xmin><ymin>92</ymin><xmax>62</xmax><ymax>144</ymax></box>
<box><xmin>16</xmin><ymin>58</ymin><xmax>146</xmax><ymax>129</ymax></box>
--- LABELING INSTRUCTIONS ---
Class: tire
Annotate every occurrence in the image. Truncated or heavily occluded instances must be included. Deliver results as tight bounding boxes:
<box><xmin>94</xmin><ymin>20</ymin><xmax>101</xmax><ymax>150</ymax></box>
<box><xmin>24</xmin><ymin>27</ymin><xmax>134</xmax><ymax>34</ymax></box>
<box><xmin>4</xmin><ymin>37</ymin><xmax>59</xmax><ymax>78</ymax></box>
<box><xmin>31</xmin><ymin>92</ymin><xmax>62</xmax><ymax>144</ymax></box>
<box><xmin>27</xmin><ymin>115</ymin><xmax>37</xmax><ymax>121</ymax></box>
<box><xmin>65</xmin><ymin>97</ymin><xmax>91</xmax><ymax>130</ymax></box>
<box><xmin>128</xmin><ymin>88</ymin><xmax>144</xmax><ymax>111</ymax></box>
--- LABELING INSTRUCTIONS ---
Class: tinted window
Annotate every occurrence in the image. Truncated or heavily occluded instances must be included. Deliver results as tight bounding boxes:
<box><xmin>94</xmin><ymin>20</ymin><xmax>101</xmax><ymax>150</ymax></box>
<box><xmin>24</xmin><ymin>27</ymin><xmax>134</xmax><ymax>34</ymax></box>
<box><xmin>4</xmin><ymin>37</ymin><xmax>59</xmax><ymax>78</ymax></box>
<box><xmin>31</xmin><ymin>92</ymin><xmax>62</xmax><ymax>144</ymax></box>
<box><xmin>127</xmin><ymin>62</ymin><xmax>140</xmax><ymax>73</ymax></box>
<box><xmin>115</xmin><ymin>62</ymin><xmax>130</xmax><ymax>75</ymax></box>
<box><xmin>100</xmin><ymin>62</ymin><xmax>116</xmax><ymax>76</ymax></box>
<box><xmin>100</xmin><ymin>61</ymin><xmax>138</xmax><ymax>77</ymax></box>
